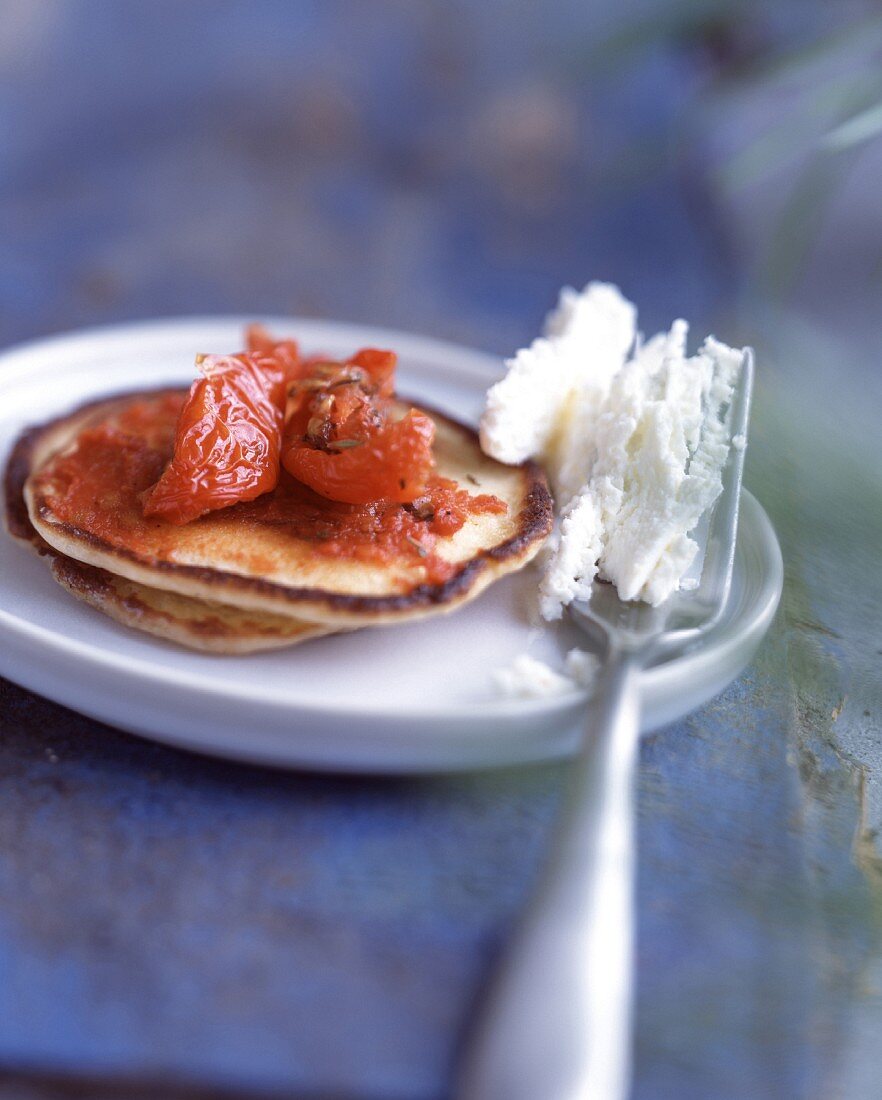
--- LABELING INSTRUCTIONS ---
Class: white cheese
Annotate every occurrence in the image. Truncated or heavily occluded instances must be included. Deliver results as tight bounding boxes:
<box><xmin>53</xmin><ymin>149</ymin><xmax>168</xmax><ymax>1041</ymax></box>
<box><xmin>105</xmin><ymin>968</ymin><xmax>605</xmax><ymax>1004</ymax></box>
<box><xmin>493</xmin><ymin>649</ymin><xmax>598</xmax><ymax>700</ymax></box>
<box><xmin>479</xmin><ymin>282</ymin><xmax>636</xmax><ymax>475</ymax></box>
<box><xmin>492</xmin><ymin>654</ymin><xmax>577</xmax><ymax>699</ymax></box>
<box><xmin>538</xmin><ymin>492</ymin><xmax>605</xmax><ymax>618</ymax></box>
<box><xmin>564</xmin><ymin>648</ymin><xmax>600</xmax><ymax>687</ymax></box>
<box><xmin>481</xmin><ymin>284</ymin><xmax>746</xmax><ymax>618</ymax></box>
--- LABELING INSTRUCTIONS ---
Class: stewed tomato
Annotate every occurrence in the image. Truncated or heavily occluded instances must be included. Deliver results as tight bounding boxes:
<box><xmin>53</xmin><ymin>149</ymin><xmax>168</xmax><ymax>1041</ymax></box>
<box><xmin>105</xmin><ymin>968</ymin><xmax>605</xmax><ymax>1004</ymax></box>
<box><xmin>142</xmin><ymin>345</ymin><xmax>290</xmax><ymax>525</ymax></box>
<box><xmin>245</xmin><ymin>324</ymin><xmax>302</xmax><ymax>383</ymax></box>
<box><xmin>140</xmin><ymin>332</ymin><xmax>475</xmax><ymax>524</ymax></box>
<box><xmin>283</xmin><ymin>409</ymin><xmax>436</xmax><ymax>505</ymax></box>
<box><xmin>280</xmin><ymin>349</ymin><xmax>436</xmax><ymax>504</ymax></box>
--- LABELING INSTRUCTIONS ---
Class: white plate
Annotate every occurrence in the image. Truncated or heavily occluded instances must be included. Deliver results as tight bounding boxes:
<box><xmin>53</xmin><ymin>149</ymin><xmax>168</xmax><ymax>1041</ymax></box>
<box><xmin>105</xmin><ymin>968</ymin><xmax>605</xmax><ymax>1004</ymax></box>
<box><xmin>0</xmin><ymin>318</ymin><xmax>783</xmax><ymax>773</ymax></box>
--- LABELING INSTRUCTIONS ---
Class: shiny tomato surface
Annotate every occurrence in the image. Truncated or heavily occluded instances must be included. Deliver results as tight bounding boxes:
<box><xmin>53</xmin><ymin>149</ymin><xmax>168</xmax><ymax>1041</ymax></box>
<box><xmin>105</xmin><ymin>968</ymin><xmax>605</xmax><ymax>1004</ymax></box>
<box><xmin>46</xmin><ymin>392</ymin><xmax>506</xmax><ymax>588</ymax></box>
<box><xmin>139</xmin><ymin>330</ymin><xmax>501</xmax><ymax>535</ymax></box>
<box><xmin>281</xmin><ymin>348</ymin><xmax>436</xmax><ymax>504</ymax></box>
<box><xmin>245</xmin><ymin>324</ymin><xmax>301</xmax><ymax>383</ymax></box>
<box><xmin>142</xmin><ymin>349</ymin><xmax>288</xmax><ymax>525</ymax></box>
<box><xmin>283</xmin><ymin>410</ymin><xmax>435</xmax><ymax>505</ymax></box>
<box><xmin>349</xmin><ymin>347</ymin><xmax>395</xmax><ymax>398</ymax></box>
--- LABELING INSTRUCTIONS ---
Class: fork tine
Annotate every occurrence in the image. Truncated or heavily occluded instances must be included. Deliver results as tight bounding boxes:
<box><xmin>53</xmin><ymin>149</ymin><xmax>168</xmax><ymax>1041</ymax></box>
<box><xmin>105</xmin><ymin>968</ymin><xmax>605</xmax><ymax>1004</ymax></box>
<box><xmin>572</xmin><ymin>346</ymin><xmax>754</xmax><ymax>646</ymax></box>
<box><xmin>693</xmin><ymin>347</ymin><xmax>754</xmax><ymax>622</ymax></box>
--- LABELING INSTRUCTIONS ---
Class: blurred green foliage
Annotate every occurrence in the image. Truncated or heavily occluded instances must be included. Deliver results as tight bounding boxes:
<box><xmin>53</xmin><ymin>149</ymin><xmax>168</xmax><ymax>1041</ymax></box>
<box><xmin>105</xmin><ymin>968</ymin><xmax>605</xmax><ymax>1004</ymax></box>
<box><xmin>590</xmin><ymin>4</ymin><xmax>882</xmax><ymax>301</ymax></box>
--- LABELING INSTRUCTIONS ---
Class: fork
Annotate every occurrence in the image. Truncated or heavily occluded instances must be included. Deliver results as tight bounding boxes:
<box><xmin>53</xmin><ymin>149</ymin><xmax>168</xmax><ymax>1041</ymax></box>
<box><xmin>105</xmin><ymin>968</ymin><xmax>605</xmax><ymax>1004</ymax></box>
<box><xmin>456</xmin><ymin>349</ymin><xmax>754</xmax><ymax>1100</ymax></box>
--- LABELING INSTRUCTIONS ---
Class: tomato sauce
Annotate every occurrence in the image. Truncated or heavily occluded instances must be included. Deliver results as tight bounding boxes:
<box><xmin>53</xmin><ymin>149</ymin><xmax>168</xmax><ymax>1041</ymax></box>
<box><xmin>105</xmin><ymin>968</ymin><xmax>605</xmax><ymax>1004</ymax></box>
<box><xmin>43</xmin><ymin>391</ymin><xmax>507</xmax><ymax>585</ymax></box>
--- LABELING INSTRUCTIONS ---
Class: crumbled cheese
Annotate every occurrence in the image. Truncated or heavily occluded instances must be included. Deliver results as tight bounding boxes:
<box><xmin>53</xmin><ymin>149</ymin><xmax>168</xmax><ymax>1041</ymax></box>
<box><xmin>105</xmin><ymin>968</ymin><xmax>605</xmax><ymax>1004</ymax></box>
<box><xmin>493</xmin><ymin>649</ymin><xmax>598</xmax><ymax>700</ymax></box>
<box><xmin>538</xmin><ymin>492</ymin><xmax>605</xmax><ymax>617</ymax></box>
<box><xmin>481</xmin><ymin>284</ymin><xmax>746</xmax><ymax>618</ymax></box>
<box><xmin>480</xmin><ymin>282</ymin><xmax>636</xmax><ymax>474</ymax></box>
<box><xmin>564</xmin><ymin>648</ymin><xmax>600</xmax><ymax>687</ymax></box>
<box><xmin>492</xmin><ymin>655</ymin><xmax>577</xmax><ymax>699</ymax></box>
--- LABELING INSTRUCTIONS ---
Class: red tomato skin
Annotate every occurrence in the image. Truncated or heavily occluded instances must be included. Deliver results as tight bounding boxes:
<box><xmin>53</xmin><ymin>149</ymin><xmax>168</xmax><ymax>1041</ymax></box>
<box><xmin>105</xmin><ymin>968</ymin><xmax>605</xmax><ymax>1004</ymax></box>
<box><xmin>350</xmin><ymin>348</ymin><xmax>396</xmax><ymax>398</ymax></box>
<box><xmin>281</xmin><ymin>410</ymin><xmax>435</xmax><ymax>505</ymax></box>
<box><xmin>245</xmin><ymin>325</ymin><xmax>301</xmax><ymax>382</ymax></box>
<box><xmin>143</xmin><ymin>353</ymin><xmax>285</xmax><ymax>525</ymax></box>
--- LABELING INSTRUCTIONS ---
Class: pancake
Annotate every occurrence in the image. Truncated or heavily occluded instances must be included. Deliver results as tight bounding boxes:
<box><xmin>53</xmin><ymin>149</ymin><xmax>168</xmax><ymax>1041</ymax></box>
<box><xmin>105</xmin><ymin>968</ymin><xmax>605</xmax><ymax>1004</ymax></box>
<box><xmin>4</xmin><ymin>418</ymin><xmax>334</xmax><ymax>653</ymax></box>
<box><xmin>23</xmin><ymin>387</ymin><xmax>552</xmax><ymax>627</ymax></box>
<box><xmin>47</xmin><ymin>554</ymin><xmax>335</xmax><ymax>654</ymax></box>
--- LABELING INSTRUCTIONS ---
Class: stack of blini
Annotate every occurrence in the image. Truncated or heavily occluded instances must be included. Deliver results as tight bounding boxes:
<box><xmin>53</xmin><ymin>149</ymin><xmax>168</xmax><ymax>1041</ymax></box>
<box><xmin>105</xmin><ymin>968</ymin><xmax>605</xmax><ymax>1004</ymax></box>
<box><xmin>4</xmin><ymin>336</ymin><xmax>552</xmax><ymax>654</ymax></box>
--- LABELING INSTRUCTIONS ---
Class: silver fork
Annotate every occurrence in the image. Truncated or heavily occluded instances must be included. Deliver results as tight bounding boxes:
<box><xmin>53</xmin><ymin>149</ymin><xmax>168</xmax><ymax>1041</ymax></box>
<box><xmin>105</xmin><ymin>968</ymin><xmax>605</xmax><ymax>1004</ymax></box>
<box><xmin>457</xmin><ymin>349</ymin><xmax>754</xmax><ymax>1100</ymax></box>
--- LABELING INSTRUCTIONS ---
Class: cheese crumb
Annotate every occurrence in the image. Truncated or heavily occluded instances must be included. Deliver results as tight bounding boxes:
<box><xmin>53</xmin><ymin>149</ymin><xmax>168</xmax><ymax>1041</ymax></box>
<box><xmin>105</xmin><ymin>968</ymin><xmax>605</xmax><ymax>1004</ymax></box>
<box><xmin>493</xmin><ymin>649</ymin><xmax>598</xmax><ymax>700</ymax></box>
<box><xmin>482</xmin><ymin>283</ymin><xmax>747</xmax><ymax>618</ymax></box>
<box><xmin>564</xmin><ymin>648</ymin><xmax>600</xmax><ymax>687</ymax></box>
<box><xmin>492</xmin><ymin>655</ymin><xmax>576</xmax><ymax>699</ymax></box>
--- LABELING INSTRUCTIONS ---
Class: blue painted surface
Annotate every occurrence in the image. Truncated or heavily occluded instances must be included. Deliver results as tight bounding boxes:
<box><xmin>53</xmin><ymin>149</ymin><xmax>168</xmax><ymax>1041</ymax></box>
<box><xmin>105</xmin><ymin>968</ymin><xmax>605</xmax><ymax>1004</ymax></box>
<box><xmin>1</xmin><ymin>4</ymin><xmax>880</xmax><ymax>1098</ymax></box>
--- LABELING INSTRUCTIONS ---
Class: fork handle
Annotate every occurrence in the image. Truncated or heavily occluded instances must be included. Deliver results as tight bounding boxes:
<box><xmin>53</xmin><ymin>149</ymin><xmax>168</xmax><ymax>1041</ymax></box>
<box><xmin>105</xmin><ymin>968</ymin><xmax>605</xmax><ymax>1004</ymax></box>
<box><xmin>457</xmin><ymin>650</ymin><xmax>641</xmax><ymax>1100</ymax></box>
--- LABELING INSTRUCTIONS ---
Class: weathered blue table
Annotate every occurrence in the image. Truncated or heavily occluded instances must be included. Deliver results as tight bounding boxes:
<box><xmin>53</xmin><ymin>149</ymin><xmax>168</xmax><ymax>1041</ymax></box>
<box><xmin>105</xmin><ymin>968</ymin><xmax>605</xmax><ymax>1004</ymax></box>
<box><xmin>2</xmin><ymin>6</ymin><xmax>880</xmax><ymax>1098</ymax></box>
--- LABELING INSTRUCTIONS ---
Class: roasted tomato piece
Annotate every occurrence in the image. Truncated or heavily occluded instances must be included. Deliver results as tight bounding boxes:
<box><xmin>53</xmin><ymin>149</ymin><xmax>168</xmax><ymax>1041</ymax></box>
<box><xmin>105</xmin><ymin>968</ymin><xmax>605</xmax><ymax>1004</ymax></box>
<box><xmin>350</xmin><ymin>348</ymin><xmax>396</xmax><ymax>398</ymax></box>
<box><xmin>143</xmin><ymin>351</ymin><xmax>286</xmax><ymax>525</ymax></box>
<box><xmin>280</xmin><ymin>348</ymin><xmax>435</xmax><ymax>504</ymax></box>
<box><xmin>245</xmin><ymin>324</ymin><xmax>301</xmax><ymax>382</ymax></box>
<box><xmin>282</xmin><ymin>409</ymin><xmax>435</xmax><ymax>505</ymax></box>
